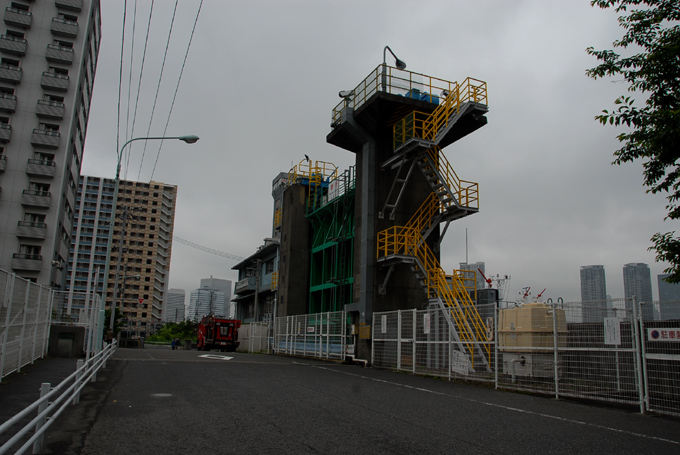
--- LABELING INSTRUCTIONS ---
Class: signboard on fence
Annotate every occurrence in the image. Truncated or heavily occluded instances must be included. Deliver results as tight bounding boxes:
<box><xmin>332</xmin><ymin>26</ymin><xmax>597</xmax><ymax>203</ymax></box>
<box><xmin>451</xmin><ymin>350</ymin><xmax>470</xmax><ymax>376</ymax></box>
<box><xmin>604</xmin><ymin>317</ymin><xmax>622</xmax><ymax>345</ymax></box>
<box><xmin>647</xmin><ymin>328</ymin><xmax>680</xmax><ymax>341</ymax></box>
<box><xmin>423</xmin><ymin>313</ymin><xmax>431</xmax><ymax>334</ymax></box>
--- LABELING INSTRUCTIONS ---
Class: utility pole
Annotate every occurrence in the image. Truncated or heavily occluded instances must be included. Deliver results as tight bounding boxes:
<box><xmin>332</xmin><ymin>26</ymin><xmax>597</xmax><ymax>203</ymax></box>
<box><xmin>254</xmin><ymin>259</ymin><xmax>261</xmax><ymax>321</ymax></box>
<box><xmin>109</xmin><ymin>206</ymin><xmax>130</xmax><ymax>330</ymax></box>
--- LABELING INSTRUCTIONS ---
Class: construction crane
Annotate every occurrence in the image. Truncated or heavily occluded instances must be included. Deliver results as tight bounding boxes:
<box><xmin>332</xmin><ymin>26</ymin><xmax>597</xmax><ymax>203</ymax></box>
<box><xmin>172</xmin><ymin>236</ymin><xmax>244</xmax><ymax>262</ymax></box>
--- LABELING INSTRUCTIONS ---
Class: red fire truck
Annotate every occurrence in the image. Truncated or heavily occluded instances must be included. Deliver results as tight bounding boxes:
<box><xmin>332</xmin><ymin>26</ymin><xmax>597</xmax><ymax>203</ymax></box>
<box><xmin>196</xmin><ymin>315</ymin><xmax>241</xmax><ymax>352</ymax></box>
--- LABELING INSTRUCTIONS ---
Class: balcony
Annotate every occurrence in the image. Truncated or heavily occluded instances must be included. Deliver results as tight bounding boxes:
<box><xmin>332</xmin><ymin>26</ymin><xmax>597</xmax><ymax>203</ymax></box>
<box><xmin>31</xmin><ymin>129</ymin><xmax>60</xmax><ymax>148</ymax></box>
<box><xmin>50</xmin><ymin>17</ymin><xmax>78</xmax><ymax>38</ymax></box>
<box><xmin>4</xmin><ymin>8</ymin><xmax>32</xmax><ymax>29</ymax></box>
<box><xmin>0</xmin><ymin>93</ymin><xmax>16</xmax><ymax>113</ymax></box>
<box><xmin>0</xmin><ymin>123</ymin><xmax>11</xmax><ymax>142</ymax></box>
<box><xmin>0</xmin><ymin>154</ymin><xmax>5</xmax><ymax>172</ymax></box>
<box><xmin>21</xmin><ymin>189</ymin><xmax>51</xmax><ymax>208</ymax></box>
<box><xmin>26</xmin><ymin>158</ymin><xmax>56</xmax><ymax>178</ymax></box>
<box><xmin>11</xmin><ymin>253</ymin><xmax>42</xmax><ymax>272</ymax></box>
<box><xmin>0</xmin><ymin>34</ymin><xmax>27</xmax><ymax>55</ymax></box>
<box><xmin>16</xmin><ymin>221</ymin><xmax>47</xmax><ymax>239</ymax></box>
<box><xmin>45</xmin><ymin>44</ymin><xmax>74</xmax><ymax>65</ymax></box>
<box><xmin>235</xmin><ymin>276</ymin><xmax>257</xmax><ymax>294</ymax></box>
<box><xmin>55</xmin><ymin>0</ymin><xmax>83</xmax><ymax>12</ymax></box>
<box><xmin>0</xmin><ymin>64</ymin><xmax>22</xmax><ymax>84</ymax></box>
<box><xmin>36</xmin><ymin>99</ymin><xmax>65</xmax><ymax>119</ymax></box>
<box><xmin>41</xmin><ymin>71</ymin><xmax>69</xmax><ymax>91</ymax></box>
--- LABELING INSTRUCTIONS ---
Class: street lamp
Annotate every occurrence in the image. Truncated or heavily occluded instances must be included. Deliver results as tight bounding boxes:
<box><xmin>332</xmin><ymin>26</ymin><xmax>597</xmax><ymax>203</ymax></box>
<box><xmin>106</xmin><ymin>135</ymin><xmax>199</xmax><ymax>330</ymax></box>
<box><xmin>383</xmin><ymin>45</ymin><xmax>406</xmax><ymax>70</ymax></box>
<box><xmin>381</xmin><ymin>46</ymin><xmax>407</xmax><ymax>93</ymax></box>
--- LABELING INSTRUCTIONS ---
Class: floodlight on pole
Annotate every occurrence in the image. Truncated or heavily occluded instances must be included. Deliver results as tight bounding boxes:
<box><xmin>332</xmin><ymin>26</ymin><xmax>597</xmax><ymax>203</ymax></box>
<box><xmin>381</xmin><ymin>46</ymin><xmax>407</xmax><ymax>92</ymax></box>
<box><xmin>106</xmin><ymin>135</ymin><xmax>199</xmax><ymax>330</ymax></box>
<box><xmin>383</xmin><ymin>45</ymin><xmax>406</xmax><ymax>70</ymax></box>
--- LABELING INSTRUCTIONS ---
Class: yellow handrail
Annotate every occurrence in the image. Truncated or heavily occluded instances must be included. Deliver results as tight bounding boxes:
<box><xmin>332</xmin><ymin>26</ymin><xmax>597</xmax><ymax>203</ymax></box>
<box><xmin>377</xmin><ymin>225</ymin><xmax>490</xmax><ymax>363</ymax></box>
<box><xmin>392</xmin><ymin>77</ymin><xmax>488</xmax><ymax>148</ymax></box>
<box><xmin>426</xmin><ymin>147</ymin><xmax>479</xmax><ymax>210</ymax></box>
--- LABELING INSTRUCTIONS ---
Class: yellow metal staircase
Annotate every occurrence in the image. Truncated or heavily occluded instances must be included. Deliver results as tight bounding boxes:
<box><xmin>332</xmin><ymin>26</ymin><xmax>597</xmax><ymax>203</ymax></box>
<box><xmin>378</xmin><ymin>77</ymin><xmax>490</xmax><ymax>371</ymax></box>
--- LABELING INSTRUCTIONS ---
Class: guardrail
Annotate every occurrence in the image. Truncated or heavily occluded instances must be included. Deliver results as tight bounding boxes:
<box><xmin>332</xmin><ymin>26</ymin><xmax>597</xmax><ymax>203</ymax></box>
<box><xmin>0</xmin><ymin>341</ymin><xmax>116</xmax><ymax>454</ymax></box>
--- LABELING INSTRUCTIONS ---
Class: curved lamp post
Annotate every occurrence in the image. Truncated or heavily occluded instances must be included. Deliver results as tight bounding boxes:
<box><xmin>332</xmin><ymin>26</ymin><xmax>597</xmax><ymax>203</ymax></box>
<box><xmin>106</xmin><ymin>135</ymin><xmax>199</xmax><ymax>330</ymax></box>
<box><xmin>381</xmin><ymin>46</ymin><xmax>407</xmax><ymax>92</ymax></box>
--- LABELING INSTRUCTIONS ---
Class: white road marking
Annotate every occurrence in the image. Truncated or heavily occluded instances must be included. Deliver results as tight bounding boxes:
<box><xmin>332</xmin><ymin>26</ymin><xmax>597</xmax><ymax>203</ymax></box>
<box><xmin>313</xmin><ymin>365</ymin><xmax>680</xmax><ymax>446</ymax></box>
<box><xmin>198</xmin><ymin>354</ymin><xmax>233</xmax><ymax>361</ymax></box>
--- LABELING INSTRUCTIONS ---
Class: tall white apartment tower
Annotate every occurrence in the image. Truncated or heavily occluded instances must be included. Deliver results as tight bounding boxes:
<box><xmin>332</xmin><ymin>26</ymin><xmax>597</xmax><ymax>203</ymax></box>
<box><xmin>0</xmin><ymin>0</ymin><xmax>101</xmax><ymax>288</ymax></box>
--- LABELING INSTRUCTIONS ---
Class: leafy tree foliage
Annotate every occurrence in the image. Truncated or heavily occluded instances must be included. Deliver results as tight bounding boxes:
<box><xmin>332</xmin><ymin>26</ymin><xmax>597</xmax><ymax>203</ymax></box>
<box><xmin>586</xmin><ymin>0</ymin><xmax>680</xmax><ymax>281</ymax></box>
<box><xmin>146</xmin><ymin>320</ymin><xmax>198</xmax><ymax>342</ymax></box>
<box><xmin>104</xmin><ymin>308</ymin><xmax>124</xmax><ymax>337</ymax></box>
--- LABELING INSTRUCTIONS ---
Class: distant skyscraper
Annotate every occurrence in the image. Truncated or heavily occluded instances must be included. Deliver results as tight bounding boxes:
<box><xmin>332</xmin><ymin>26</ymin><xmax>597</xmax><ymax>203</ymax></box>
<box><xmin>165</xmin><ymin>289</ymin><xmax>185</xmax><ymax>323</ymax></box>
<box><xmin>658</xmin><ymin>274</ymin><xmax>680</xmax><ymax>320</ymax></box>
<box><xmin>580</xmin><ymin>265</ymin><xmax>607</xmax><ymax>301</ymax></box>
<box><xmin>187</xmin><ymin>277</ymin><xmax>232</xmax><ymax>320</ymax></box>
<box><xmin>623</xmin><ymin>263</ymin><xmax>653</xmax><ymax>302</ymax></box>
<box><xmin>580</xmin><ymin>265</ymin><xmax>607</xmax><ymax>322</ymax></box>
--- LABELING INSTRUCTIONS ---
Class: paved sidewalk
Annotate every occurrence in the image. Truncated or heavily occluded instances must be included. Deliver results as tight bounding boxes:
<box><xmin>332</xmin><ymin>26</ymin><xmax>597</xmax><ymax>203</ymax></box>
<box><xmin>0</xmin><ymin>356</ymin><xmax>83</xmax><ymax>448</ymax></box>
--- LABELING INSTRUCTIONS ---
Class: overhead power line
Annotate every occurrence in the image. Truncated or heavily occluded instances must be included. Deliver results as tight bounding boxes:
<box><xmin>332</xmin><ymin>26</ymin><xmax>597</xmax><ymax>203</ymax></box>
<box><xmin>173</xmin><ymin>236</ymin><xmax>244</xmax><ymax>262</ymax></box>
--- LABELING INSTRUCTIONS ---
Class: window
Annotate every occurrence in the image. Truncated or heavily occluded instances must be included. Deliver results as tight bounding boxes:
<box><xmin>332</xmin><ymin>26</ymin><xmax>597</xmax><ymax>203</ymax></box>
<box><xmin>0</xmin><ymin>87</ymin><xmax>14</xmax><ymax>95</ymax></box>
<box><xmin>43</xmin><ymin>94</ymin><xmax>64</xmax><ymax>103</ymax></box>
<box><xmin>53</xmin><ymin>39</ymin><xmax>73</xmax><ymax>49</ymax></box>
<box><xmin>58</xmin><ymin>13</ymin><xmax>78</xmax><ymax>23</ymax></box>
<box><xmin>6</xmin><ymin>29</ymin><xmax>24</xmax><ymax>39</ymax></box>
<box><xmin>11</xmin><ymin>3</ymin><xmax>29</xmax><ymax>12</ymax></box>
<box><xmin>1</xmin><ymin>58</ymin><xmax>19</xmax><ymax>68</ymax></box>
<box><xmin>39</xmin><ymin>123</ymin><xmax>59</xmax><ymax>132</ymax></box>
<box><xmin>34</xmin><ymin>151</ymin><xmax>54</xmax><ymax>163</ymax></box>
<box><xmin>48</xmin><ymin>66</ymin><xmax>68</xmax><ymax>76</ymax></box>
<box><xmin>19</xmin><ymin>244</ymin><xmax>41</xmax><ymax>256</ymax></box>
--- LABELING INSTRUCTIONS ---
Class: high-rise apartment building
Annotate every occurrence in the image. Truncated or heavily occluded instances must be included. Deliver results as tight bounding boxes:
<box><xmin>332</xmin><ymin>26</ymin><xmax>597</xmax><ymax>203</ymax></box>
<box><xmin>657</xmin><ymin>273</ymin><xmax>680</xmax><ymax>320</ymax></box>
<box><xmin>0</xmin><ymin>0</ymin><xmax>101</xmax><ymax>287</ymax></box>
<box><xmin>623</xmin><ymin>263</ymin><xmax>653</xmax><ymax>303</ymax></box>
<box><xmin>164</xmin><ymin>288</ymin><xmax>185</xmax><ymax>323</ymax></box>
<box><xmin>580</xmin><ymin>265</ymin><xmax>607</xmax><ymax>322</ymax></box>
<box><xmin>68</xmin><ymin>176</ymin><xmax>177</xmax><ymax>338</ymax></box>
<box><xmin>580</xmin><ymin>265</ymin><xmax>607</xmax><ymax>301</ymax></box>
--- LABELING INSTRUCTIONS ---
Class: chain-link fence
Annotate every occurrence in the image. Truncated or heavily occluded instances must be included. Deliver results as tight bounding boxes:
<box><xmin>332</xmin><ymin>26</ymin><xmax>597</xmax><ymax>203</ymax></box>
<box><xmin>371</xmin><ymin>299</ymin><xmax>680</xmax><ymax>417</ymax></box>
<box><xmin>0</xmin><ymin>271</ymin><xmax>53</xmax><ymax>380</ymax></box>
<box><xmin>273</xmin><ymin>311</ymin><xmax>350</xmax><ymax>360</ymax></box>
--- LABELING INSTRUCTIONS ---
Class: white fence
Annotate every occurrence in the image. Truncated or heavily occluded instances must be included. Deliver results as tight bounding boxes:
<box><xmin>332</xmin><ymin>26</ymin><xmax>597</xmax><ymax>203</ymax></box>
<box><xmin>0</xmin><ymin>341</ymin><xmax>116</xmax><ymax>455</ymax></box>
<box><xmin>238</xmin><ymin>321</ymin><xmax>272</xmax><ymax>353</ymax></box>
<box><xmin>0</xmin><ymin>269</ymin><xmax>105</xmax><ymax>382</ymax></box>
<box><xmin>0</xmin><ymin>271</ymin><xmax>53</xmax><ymax>381</ymax></box>
<box><xmin>372</xmin><ymin>299</ymin><xmax>680</xmax><ymax>417</ymax></box>
<box><xmin>273</xmin><ymin>311</ymin><xmax>351</xmax><ymax>360</ymax></box>
<box><xmin>639</xmin><ymin>300</ymin><xmax>680</xmax><ymax>416</ymax></box>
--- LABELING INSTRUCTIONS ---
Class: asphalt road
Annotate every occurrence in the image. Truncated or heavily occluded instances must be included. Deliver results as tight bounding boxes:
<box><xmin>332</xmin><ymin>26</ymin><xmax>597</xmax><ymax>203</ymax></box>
<box><xmin>41</xmin><ymin>346</ymin><xmax>680</xmax><ymax>454</ymax></box>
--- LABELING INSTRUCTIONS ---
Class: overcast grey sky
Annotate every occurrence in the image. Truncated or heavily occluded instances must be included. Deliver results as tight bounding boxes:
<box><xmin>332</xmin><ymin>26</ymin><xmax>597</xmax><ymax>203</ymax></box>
<box><xmin>81</xmin><ymin>0</ymin><xmax>673</xmax><ymax>304</ymax></box>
